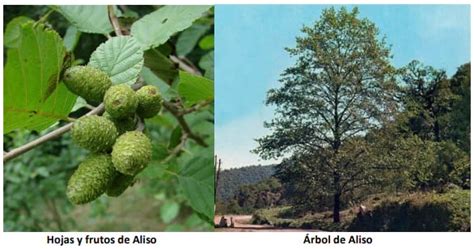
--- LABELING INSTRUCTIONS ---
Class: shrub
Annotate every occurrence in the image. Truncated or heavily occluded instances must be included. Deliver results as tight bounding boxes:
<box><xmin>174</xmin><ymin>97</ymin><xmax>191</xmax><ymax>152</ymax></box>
<box><xmin>348</xmin><ymin>189</ymin><xmax>470</xmax><ymax>231</ymax></box>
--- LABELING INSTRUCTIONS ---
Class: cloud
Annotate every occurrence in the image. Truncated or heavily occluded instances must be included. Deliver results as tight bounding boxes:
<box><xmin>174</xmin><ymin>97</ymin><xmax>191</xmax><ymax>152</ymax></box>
<box><xmin>215</xmin><ymin>107</ymin><xmax>281</xmax><ymax>169</ymax></box>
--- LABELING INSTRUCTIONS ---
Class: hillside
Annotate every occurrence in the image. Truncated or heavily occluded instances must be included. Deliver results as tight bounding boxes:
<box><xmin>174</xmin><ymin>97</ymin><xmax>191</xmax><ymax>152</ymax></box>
<box><xmin>216</xmin><ymin>165</ymin><xmax>276</xmax><ymax>201</ymax></box>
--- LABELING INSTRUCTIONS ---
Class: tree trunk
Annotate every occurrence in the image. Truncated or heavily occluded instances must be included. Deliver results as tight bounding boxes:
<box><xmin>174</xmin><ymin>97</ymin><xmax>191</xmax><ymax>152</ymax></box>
<box><xmin>333</xmin><ymin>192</ymin><xmax>341</xmax><ymax>223</ymax></box>
<box><xmin>434</xmin><ymin>119</ymin><xmax>441</xmax><ymax>142</ymax></box>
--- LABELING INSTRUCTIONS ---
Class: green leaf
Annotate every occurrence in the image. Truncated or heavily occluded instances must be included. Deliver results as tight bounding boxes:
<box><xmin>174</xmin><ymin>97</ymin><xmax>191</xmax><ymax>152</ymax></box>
<box><xmin>131</xmin><ymin>5</ymin><xmax>211</xmax><ymax>50</ymax></box>
<box><xmin>63</xmin><ymin>26</ymin><xmax>81</xmax><ymax>52</ymax></box>
<box><xmin>198</xmin><ymin>34</ymin><xmax>214</xmax><ymax>50</ymax></box>
<box><xmin>168</xmin><ymin>126</ymin><xmax>182</xmax><ymax>149</ymax></box>
<box><xmin>141</xmin><ymin>67</ymin><xmax>176</xmax><ymax>101</ymax></box>
<box><xmin>199</xmin><ymin>51</ymin><xmax>214</xmax><ymax>80</ymax></box>
<box><xmin>177</xmin><ymin>156</ymin><xmax>214</xmax><ymax>221</ymax></box>
<box><xmin>176</xmin><ymin>24</ymin><xmax>210</xmax><ymax>57</ymax></box>
<box><xmin>89</xmin><ymin>36</ymin><xmax>144</xmax><ymax>85</ymax></box>
<box><xmin>4</xmin><ymin>23</ymin><xmax>77</xmax><ymax>134</ymax></box>
<box><xmin>71</xmin><ymin>97</ymin><xmax>88</xmax><ymax>112</ymax></box>
<box><xmin>160</xmin><ymin>201</ymin><xmax>180</xmax><ymax>224</ymax></box>
<box><xmin>178</xmin><ymin>71</ymin><xmax>214</xmax><ymax>106</ymax></box>
<box><xmin>56</xmin><ymin>5</ymin><xmax>113</xmax><ymax>34</ymax></box>
<box><xmin>4</xmin><ymin>16</ymin><xmax>33</xmax><ymax>48</ymax></box>
<box><xmin>144</xmin><ymin>48</ymin><xmax>178</xmax><ymax>85</ymax></box>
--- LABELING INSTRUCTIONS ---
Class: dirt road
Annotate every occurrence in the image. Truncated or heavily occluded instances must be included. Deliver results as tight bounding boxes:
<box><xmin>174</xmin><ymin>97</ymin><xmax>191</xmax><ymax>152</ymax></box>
<box><xmin>214</xmin><ymin>215</ymin><xmax>308</xmax><ymax>232</ymax></box>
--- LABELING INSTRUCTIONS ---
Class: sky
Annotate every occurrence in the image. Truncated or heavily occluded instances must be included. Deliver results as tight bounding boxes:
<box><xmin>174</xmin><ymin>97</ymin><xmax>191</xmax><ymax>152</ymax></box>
<box><xmin>215</xmin><ymin>5</ymin><xmax>471</xmax><ymax>169</ymax></box>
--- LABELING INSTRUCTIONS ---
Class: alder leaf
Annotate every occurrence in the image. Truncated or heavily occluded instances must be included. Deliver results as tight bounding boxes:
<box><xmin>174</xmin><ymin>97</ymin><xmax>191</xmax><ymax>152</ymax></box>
<box><xmin>89</xmin><ymin>36</ymin><xmax>144</xmax><ymax>85</ymax></box>
<box><xmin>4</xmin><ymin>23</ymin><xmax>76</xmax><ymax>134</ymax></box>
<box><xmin>56</xmin><ymin>5</ymin><xmax>113</xmax><ymax>34</ymax></box>
<box><xmin>131</xmin><ymin>5</ymin><xmax>211</xmax><ymax>50</ymax></box>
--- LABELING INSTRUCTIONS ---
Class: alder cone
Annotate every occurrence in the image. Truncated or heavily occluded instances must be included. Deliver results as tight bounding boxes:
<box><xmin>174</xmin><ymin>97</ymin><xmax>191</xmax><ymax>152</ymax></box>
<box><xmin>103</xmin><ymin>112</ymin><xmax>137</xmax><ymax>135</ymax></box>
<box><xmin>63</xmin><ymin>66</ymin><xmax>112</xmax><ymax>104</ymax></box>
<box><xmin>106</xmin><ymin>173</ymin><xmax>136</xmax><ymax>197</ymax></box>
<box><xmin>111</xmin><ymin>131</ymin><xmax>152</xmax><ymax>175</ymax></box>
<box><xmin>71</xmin><ymin>115</ymin><xmax>118</xmax><ymax>152</ymax></box>
<box><xmin>136</xmin><ymin>85</ymin><xmax>162</xmax><ymax>118</ymax></box>
<box><xmin>67</xmin><ymin>154</ymin><xmax>117</xmax><ymax>204</ymax></box>
<box><xmin>104</xmin><ymin>84</ymin><xmax>138</xmax><ymax>119</ymax></box>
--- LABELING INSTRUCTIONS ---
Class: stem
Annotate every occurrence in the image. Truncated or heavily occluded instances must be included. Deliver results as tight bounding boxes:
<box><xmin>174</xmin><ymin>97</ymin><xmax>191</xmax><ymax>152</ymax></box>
<box><xmin>135</xmin><ymin>117</ymin><xmax>145</xmax><ymax>132</ymax></box>
<box><xmin>4</xmin><ymin>80</ymin><xmax>145</xmax><ymax>162</ymax></box>
<box><xmin>36</xmin><ymin>9</ymin><xmax>54</xmax><ymax>24</ymax></box>
<box><xmin>170</xmin><ymin>55</ymin><xmax>202</xmax><ymax>76</ymax></box>
<box><xmin>180</xmin><ymin>100</ymin><xmax>212</xmax><ymax>115</ymax></box>
<box><xmin>108</xmin><ymin>5</ymin><xmax>123</xmax><ymax>36</ymax></box>
<box><xmin>3</xmin><ymin>105</ymin><xmax>105</xmax><ymax>163</ymax></box>
<box><xmin>161</xmin><ymin>133</ymin><xmax>188</xmax><ymax>164</ymax></box>
<box><xmin>163</xmin><ymin>101</ymin><xmax>208</xmax><ymax>147</ymax></box>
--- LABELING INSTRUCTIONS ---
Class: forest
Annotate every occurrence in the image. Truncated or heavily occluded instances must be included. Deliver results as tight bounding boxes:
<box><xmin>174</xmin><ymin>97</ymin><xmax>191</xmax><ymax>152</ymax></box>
<box><xmin>217</xmin><ymin>7</ymin><xmax>470</xmax><ymax>232</ymax></box>
<box><xmin>216</xmin><ymin>165</ymin><xmax>275</xmax><ymax>202</ymax></box>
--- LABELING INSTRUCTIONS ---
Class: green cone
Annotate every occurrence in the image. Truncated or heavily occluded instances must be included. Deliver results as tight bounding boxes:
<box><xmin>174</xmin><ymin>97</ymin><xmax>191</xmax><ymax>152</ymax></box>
<box><xmin>63</xmin><ymin>66</ymin><xmax>112</xmax><ymax>104</ymax></box>
<box><xmin>104</xmin><ymin>84</ymin><xmax>138</xmax><ymax>120</ymax></box>
<box><xmin>111</xmin><ymin>131</ymin><xmax>152</xmax><ymax>175</ymax></box>
<box><xmin>103</xmin><ymin>112</ymin><xmax>137</xmax><ymax>135</ymax></box>
<box><xmin>71</xmin><ymin>115</ymin><xmax>118</xmax><ymax>153</ymax></box>
<box><xmin>67</xmin><ymin>154</ymin><xmax>117</xmax><ymax>204</ymax></box>
<box><xmin>106</xmin><ymin>173</ymin><xmax>136</xmax><ymax>197</ymax></box>
<box><xmin>136</xmin><ymin>85</ymin><xmax>162</xmax><ymax>118</ymax></box>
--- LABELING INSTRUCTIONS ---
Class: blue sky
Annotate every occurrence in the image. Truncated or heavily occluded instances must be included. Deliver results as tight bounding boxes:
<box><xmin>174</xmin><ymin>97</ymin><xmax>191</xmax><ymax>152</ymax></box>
<box><xmin>215</xmin><ymin>5</ymin><xmax>471</xmax><ymax>169</ymax></box>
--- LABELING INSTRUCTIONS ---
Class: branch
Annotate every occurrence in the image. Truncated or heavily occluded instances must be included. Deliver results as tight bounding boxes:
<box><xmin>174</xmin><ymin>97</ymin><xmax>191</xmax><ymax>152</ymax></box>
<box><xmin>161</xmin><ymin>133</ymin><xmax>189</xmax><ymax>164</ymax></box>
<box><xmin>135</xmin><ymin>117</ymin><xmax>145</xmax><ymax>132</ymax></box>
<box><xmin>163</xmin><ymin>101</ymin><xmax>208</xmax><ymax>147</ymax></box>
<box><xmin>108</xmin><ymin>5</ymin><xmax>123</xmax><ymax>36</ymax></box>
<box><xmin>170</xmin><ymin>55</ymin><xmax>202</xmax><ymax>76</ymax></box>
<box><xmin>4</xmin><ymin>81</ymin><xmax>146</xmax><ymax>163</ymax></box>
<box><xmin>3</xmin><ymin>104</ymin><xmax>105</xmax><ymax>163</ymax></box>
<box><xmin>180</xmin><ymin>100</ymin><xmax>212</xmax><ymax>115</ymax></box>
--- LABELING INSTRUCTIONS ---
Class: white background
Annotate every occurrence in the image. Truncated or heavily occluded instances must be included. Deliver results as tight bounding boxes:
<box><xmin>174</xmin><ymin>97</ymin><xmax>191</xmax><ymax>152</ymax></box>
<box><xmin>1</xmin><ymin>0</ymin><xmax>473</xmax><ymax>248</ymax></box>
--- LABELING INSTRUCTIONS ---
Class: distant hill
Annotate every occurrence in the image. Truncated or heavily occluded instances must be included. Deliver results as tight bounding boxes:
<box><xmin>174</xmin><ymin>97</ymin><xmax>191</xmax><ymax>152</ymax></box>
<box><xmin>216</xmin><ymin>165</ymin><xmax>276</xmax><ymax>201</ymax></box>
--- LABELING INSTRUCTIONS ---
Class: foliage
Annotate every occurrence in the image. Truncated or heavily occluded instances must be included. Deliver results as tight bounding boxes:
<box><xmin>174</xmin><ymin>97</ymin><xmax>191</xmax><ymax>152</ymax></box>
<box><xmin>348</xmin><ymin>189</ymin><xmax>470</xmax><ymax>231</ymax></box>
<box><xmin>250</xmin><ymin>189</ymin><xmax>470</xmax><ymax>232</ymax></box>
<box><xmin>254</xmin><ymin>7</ymin><xmax>397</xmax><ymax>223</ymax></box>
<box><xmin>4</xmin><ymin>130</ymin><xmax>82</xmax><ymax>231</ymax></box>
<box><xmin>4</xmin><ymin>5</ymin><xmax>214</xmax><ymax>231</ymax></box>
<box><xmin>88</xmin><ymin>36</ymin><xmax>144</xmax><ymax>85</ymax></box>
<box><xmin>4</xmin><ymin>21</ymin><xmax>76</xmax><ymax>133</ymax></box>
<box><xmin>398</xmin><ymin>60</ymin><xmax>456</xmax><ymax>141</ymax></box>
<box><xmin>217</xmin><ymin>177</ymin><xmax>283</xmax><ymax>214</ymax></box>
<box><xmin>445</xmin><ymin>63</ymin><xmax>471</xmax><ymax>152</ymax></box>
<box><xmin>216</xmin><ymin>165</ymin><xmax>276</xmax><ymax>202</ymax></box>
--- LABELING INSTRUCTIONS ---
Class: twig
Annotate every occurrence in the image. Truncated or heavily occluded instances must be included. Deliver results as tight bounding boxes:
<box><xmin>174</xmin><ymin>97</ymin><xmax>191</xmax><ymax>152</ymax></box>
<box><xmin>108</xmin><ymin>5</ymin><xmax>123</xmax><ymax>36</ymax></box>
<box><xmin>135</xmin><ymin>117</ymin><xmax>145</xmax><ymax>132</ymax></box>
<box><xmin>85</xmin><ymin>104</ymin><xmax>95</xmax><ymax>110</ymax></box>
<box><xmin>3</xmin><ymin>104</ymin><xmax>105</xmax><ymax>163</ymax></box>
<box><xmin>182</xmin><ymin>57</ymin><xmax>202</xmax><ymax>74</ymax></box>
<box><xmin>180</xmin><ymin>100</ymin><xmax>212</xmax><ymax>115</ymax></box>
<box><xmin>161</xmin><ymin>133</ymin><xmax>188</xmax><ymax>164</ymax></box>
<box><xmin>36</xmin><ymin>9</ymin><xmax>54</xmax><ymax>24</ymax></box>
<box><xmin>170</xmin><ymin>55</ymin><xmax>202</xmax><ymax>76</ymax></box>
<box><xmin>4</xmin><ymin>81</ymin><xmax>146</xmax><ymax>162</ymax></box>
<box><xmin>163</xmin><ymin>101</ymin><xmax>208</xmax><ymax>147</ymax></box>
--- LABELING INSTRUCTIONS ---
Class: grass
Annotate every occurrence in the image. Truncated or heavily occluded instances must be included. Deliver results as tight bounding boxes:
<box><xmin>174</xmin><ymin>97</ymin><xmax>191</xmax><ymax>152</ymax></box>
<box><xmin>250</xmin><ymin>189</ymin><xmax>470</xmax><ymax>231</ymax></box>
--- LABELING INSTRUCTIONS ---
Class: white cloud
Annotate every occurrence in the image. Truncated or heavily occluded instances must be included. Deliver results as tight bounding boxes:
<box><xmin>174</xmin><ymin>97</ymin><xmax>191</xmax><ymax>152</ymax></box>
<box><xmin>216</xmin><ymin>107</ymin><xmax>281</xmax><ymax>169</ymax></box>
